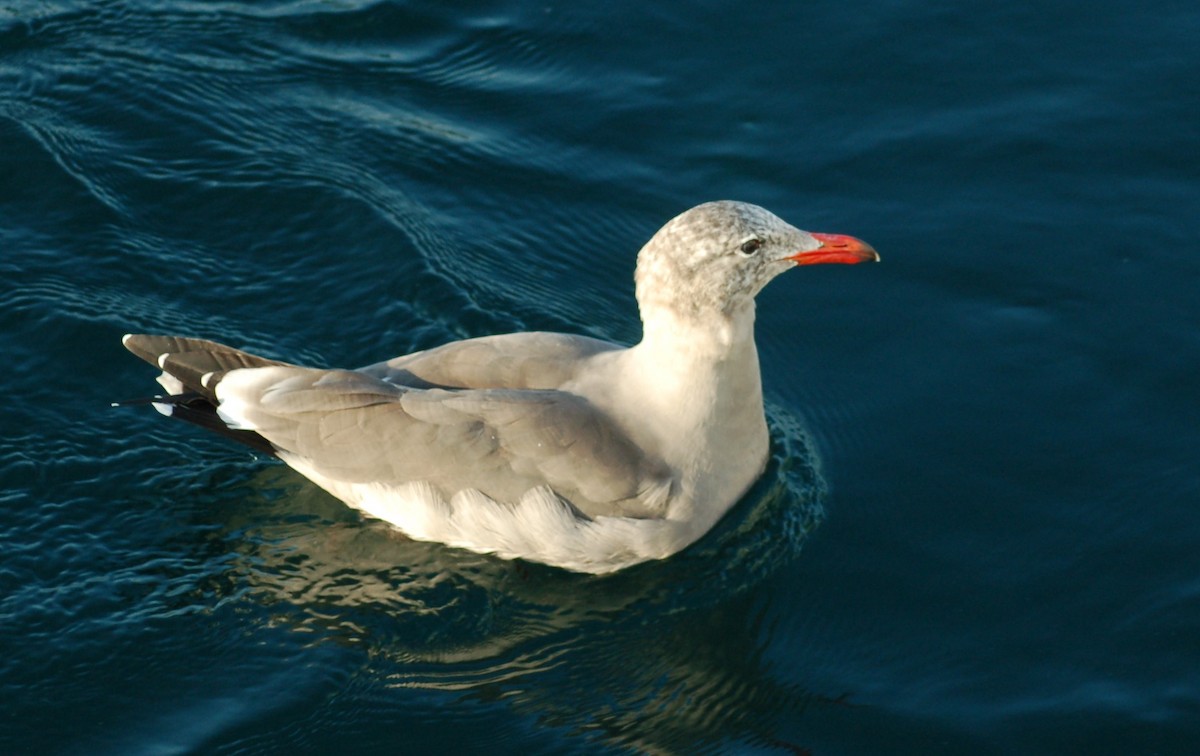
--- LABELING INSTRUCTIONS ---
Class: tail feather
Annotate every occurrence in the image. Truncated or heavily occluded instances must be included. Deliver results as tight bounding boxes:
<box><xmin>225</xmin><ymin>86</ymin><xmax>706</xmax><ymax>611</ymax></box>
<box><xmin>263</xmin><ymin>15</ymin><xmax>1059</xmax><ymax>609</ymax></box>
<box><xmin>119</xmin><ymin>333</ymin><xmax>289</xmax><ymax>455</ymax></box>
<box><xmin>122</xmin><ymin>334</ymin><xmax>290</xmax><ymax>398</ymax></box>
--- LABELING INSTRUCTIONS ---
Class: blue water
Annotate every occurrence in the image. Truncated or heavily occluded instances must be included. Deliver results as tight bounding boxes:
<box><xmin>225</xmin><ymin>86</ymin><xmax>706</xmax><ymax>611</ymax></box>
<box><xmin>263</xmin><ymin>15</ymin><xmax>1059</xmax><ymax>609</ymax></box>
<box><xmin>3</xmin><ymin>0</ymin><xmax>1198</xmax><ymax>753</ymax></box>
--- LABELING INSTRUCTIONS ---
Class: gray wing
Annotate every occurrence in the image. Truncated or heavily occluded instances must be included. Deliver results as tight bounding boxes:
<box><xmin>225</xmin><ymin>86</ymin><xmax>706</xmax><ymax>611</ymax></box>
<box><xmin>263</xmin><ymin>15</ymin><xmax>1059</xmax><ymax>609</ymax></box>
<box><xmin>218</xmin><ymin>366</ymin><xmax>674</xmax><ymax>519</ymax></box>
<box><xmin>357</xmin><ymin>332</ymin><xmax>623</xmax><ymax>390</ymax></box>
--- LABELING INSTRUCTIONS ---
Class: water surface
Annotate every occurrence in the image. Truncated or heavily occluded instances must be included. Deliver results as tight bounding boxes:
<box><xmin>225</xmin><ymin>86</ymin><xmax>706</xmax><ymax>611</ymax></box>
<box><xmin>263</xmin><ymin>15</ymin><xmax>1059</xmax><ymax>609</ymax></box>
<box><xmin>2</xmin><ymin>0</ymin><xmax>1198</xmax><ymax>753</ymax></box>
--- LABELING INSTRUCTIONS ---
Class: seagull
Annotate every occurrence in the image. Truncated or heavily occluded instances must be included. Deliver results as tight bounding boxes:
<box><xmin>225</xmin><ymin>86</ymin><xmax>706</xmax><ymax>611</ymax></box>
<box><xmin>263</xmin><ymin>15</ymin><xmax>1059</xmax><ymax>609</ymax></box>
<box><xmin>120</xmin><ymin>201</ymin><xmax>877</xmax><ymax>573</ymax></box>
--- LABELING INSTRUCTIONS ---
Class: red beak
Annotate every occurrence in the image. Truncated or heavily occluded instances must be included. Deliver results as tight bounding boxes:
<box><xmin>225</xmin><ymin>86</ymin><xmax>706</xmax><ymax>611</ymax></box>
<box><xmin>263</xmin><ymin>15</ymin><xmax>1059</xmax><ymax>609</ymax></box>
<box><xmin>788</xmin><ymin>233</ymin><xmax>880</xmax><ymax>266</ymax></box>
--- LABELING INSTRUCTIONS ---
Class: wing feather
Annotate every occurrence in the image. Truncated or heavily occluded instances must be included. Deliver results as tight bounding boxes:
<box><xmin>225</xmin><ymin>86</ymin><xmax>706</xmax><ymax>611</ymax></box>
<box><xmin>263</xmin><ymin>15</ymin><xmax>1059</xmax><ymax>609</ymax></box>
<box><xmin>216</xmin><ymin>366</ymin><xmax>673</xmax><ymax>519</ymax></box>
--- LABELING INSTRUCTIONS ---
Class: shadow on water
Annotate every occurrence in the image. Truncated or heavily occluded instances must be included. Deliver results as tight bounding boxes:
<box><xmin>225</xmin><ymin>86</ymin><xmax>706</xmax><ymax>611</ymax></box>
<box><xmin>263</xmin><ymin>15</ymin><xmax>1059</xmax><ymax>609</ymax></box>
<box><xmin>171</xmin><ymin>403</ymin><xmax>834</xmax><ymax>753</ymax></box>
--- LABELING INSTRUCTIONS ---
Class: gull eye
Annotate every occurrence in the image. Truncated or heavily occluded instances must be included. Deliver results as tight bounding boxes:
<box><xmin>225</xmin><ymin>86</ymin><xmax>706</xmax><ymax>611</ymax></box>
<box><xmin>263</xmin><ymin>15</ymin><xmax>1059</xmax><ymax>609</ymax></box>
<box><xmin>739</xmin><ymin>238</ymin><xmax>763</xmax><ymax>256</ymax></box>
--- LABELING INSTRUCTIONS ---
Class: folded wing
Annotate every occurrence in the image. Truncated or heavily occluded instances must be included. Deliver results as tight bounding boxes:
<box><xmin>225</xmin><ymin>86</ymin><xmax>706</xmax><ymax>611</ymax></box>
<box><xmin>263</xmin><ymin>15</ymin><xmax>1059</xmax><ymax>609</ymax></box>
<box><xmin>123</xmin><ymin>334</ymin><xmax>673</xmax><ymax>520</ymax></box>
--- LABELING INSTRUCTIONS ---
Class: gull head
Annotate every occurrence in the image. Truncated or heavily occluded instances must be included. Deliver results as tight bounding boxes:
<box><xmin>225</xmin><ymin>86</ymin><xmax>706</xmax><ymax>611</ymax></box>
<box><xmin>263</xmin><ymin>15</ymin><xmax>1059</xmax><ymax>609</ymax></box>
<box><xmin>633</xmin><ymin>201</ymin><xmax>878</xmax><ymax>321</ymax></box>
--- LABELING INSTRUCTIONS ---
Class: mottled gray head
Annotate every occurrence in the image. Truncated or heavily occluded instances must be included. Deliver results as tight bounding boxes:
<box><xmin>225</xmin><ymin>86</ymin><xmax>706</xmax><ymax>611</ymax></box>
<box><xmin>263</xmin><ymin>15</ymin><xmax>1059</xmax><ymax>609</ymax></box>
<box><xmin>634</xmin><ymin>201</ymin><xmax>877</xmax><ymax>320</ymax></box>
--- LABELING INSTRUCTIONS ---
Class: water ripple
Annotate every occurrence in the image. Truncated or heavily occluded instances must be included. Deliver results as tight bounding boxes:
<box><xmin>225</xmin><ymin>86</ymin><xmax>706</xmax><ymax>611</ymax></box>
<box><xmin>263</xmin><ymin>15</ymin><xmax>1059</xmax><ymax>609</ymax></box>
<box><xmin>0</xmin><ymin>1</ymin><xmax>913</xmax><ymax>753</ymax></box>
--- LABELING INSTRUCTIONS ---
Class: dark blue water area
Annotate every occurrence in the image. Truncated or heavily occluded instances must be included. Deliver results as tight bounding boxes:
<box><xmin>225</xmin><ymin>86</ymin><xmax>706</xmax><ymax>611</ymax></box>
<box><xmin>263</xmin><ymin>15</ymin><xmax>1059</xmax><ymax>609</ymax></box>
<box><xmin>2</xmin><ymin>0</ymin><xmax>1198</xmax><ymax>753</ymax></box>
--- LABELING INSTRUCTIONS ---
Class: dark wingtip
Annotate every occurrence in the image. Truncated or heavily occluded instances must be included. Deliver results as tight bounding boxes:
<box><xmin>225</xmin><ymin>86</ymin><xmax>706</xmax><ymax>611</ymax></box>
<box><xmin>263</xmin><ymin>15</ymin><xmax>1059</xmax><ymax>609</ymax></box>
<box><xmin>111</xmin><ymin>395</ymin><xmax>168</xmax><ymax>408</ymax></box>
<box><xmin>136</xmin><ymin>393</ymin><xmax>279</xmax><ymax>456</ymax></box>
